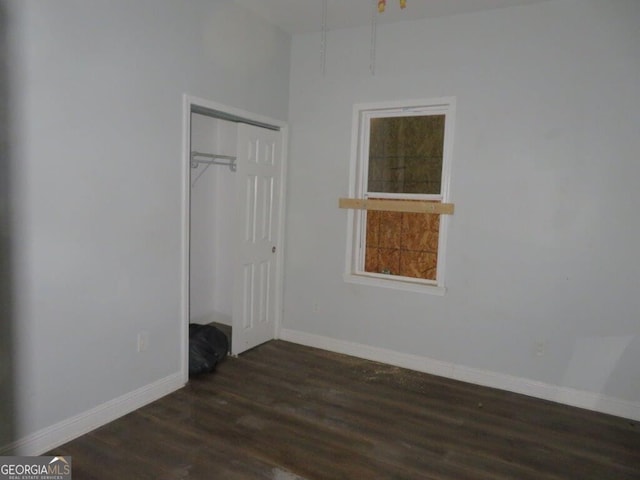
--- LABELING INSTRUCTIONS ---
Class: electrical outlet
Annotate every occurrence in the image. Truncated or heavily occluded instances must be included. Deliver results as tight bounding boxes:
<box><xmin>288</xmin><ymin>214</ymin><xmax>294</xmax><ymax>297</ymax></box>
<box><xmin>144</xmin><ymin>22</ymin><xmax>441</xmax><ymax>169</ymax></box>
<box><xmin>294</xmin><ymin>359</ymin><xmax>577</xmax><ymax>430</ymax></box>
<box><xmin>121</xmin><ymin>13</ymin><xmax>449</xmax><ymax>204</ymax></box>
<box><xmin>534</xmin><ymin>341</ymin><xmax>546</xmax><ymax>357</ymax></box>
<box><xmin>137</xmin><ymin>331</ymin><xmax>149</xmax><ymax>353</ymax></box>
<box><xmin>312</xmin><ymin>302</ymin><xmax>319</xmax><ymax>313</ymax></box>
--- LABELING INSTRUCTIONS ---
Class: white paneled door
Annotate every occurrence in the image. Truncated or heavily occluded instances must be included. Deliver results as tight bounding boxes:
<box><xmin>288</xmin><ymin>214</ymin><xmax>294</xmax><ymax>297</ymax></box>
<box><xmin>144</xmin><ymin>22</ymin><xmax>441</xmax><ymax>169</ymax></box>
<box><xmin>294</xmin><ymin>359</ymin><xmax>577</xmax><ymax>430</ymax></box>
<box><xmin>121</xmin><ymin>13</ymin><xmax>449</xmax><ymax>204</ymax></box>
<box><xmin>232</xmin><ymin>124</ymin><xmax>282</xmax><ymax>355</ymax></box>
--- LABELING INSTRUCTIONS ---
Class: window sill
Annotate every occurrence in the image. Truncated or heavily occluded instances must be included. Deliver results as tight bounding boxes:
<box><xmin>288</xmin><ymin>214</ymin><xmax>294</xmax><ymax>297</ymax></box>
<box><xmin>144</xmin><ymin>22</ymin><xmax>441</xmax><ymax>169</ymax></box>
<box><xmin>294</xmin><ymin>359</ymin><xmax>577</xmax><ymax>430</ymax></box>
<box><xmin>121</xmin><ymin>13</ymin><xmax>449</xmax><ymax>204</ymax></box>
<box><xmin>343</xmin><ymin>272</ymin><xmax>446</xmax><ymax>296</ymax></box>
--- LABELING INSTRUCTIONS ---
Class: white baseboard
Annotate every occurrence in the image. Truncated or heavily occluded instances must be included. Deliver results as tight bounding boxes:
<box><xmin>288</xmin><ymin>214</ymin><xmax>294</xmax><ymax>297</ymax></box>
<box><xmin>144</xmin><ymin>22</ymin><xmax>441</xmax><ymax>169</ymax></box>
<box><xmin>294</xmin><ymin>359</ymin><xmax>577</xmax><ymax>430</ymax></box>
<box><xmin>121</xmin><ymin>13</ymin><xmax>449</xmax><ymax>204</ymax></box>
<box><xmin>1</xmin><ymin>372</ymin><xmax>185</xmax><ymax>456</ymax></box>
<box><xmin>280</xmin><ymin>328</ymin><xmax>640</xmax><ymax>422</ymax></box>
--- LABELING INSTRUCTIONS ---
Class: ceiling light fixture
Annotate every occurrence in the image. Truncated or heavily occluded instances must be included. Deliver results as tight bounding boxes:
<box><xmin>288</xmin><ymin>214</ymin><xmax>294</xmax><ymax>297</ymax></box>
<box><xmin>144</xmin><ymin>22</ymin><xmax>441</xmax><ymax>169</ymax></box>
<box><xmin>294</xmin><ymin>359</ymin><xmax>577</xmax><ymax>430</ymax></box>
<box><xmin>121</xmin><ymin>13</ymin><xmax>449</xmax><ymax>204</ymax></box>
<box><xmin>377</xmin><ymin>0</ymin><xmax>407</xmax><ymax>13</ymax></box>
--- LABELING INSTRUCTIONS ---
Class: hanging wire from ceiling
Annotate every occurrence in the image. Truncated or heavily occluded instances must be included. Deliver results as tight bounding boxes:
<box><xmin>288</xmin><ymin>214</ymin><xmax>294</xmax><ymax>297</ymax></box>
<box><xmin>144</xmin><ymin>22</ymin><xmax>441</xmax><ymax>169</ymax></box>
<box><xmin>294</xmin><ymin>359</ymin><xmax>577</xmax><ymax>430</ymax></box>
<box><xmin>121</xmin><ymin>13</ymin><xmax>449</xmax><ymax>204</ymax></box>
<box><xmin>320</xmin><ymin>0</ymin><xmax>328</xmax><ymax>75</ymax></box>
<box><xmin>371</xmin><ymin>0</ymin><xmax>408</xmax><ymax>75</ymax></box>
<box><xmin>370</xmin><ymin>0</ymin><xmax>378</xmax><ymax>75</ymax></box>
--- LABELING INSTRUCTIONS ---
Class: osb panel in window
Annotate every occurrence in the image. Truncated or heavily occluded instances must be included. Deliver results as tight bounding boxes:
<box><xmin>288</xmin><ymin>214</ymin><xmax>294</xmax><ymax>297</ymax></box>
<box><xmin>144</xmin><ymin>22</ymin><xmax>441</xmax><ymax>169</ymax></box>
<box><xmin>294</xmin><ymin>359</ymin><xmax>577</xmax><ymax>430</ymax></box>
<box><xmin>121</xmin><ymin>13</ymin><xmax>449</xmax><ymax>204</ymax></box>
<box><xmin>399</xmin><ymin>250</ymin><xmax>438</xmax><ymax>280</ymax></box>
<box><xmin>378</xmin><ymin>211</ymin><xmax>402</xmax><ymax>249</ymax></box>
<box><xmin>378</xmin><ymin>248</ymin><xmax>401</xmax><ymax>275</ymax></box>
<box><xmin>364</xmin><ymin>201</ymin><xmax>441</xmax><ymax>281</ymax></box>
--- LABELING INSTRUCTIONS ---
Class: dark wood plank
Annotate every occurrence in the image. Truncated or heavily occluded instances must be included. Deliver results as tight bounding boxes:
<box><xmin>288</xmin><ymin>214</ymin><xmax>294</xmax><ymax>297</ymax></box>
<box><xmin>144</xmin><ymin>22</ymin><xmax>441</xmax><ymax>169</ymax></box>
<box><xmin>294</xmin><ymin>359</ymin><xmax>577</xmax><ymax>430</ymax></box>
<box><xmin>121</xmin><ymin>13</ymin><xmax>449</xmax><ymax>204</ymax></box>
<box><xmin>49</xmin><ymin>340</ymin><xmax>640</xmax><ymax>479</ymax></box>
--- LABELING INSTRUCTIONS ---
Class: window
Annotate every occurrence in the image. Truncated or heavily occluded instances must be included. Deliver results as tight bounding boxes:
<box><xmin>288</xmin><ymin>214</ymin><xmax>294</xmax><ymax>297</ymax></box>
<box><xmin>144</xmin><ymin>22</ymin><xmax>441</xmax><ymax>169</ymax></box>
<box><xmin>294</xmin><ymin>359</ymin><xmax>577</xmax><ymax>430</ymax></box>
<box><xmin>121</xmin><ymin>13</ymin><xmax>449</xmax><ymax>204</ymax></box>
<box><xmin>343</xmin><ymin>98</ymin><xmax>455</xmax><ymax>294</ymax></box>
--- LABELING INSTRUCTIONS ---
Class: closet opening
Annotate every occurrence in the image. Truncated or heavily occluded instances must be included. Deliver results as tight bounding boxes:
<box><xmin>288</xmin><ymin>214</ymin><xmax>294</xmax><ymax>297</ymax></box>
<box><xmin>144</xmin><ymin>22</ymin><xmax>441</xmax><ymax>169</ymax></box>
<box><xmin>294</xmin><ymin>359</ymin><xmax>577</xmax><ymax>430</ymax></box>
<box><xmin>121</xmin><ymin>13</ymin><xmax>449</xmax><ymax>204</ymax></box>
<box><xmin>189</xmin><ymin>112</ymin><xmax>238</xmax><ymax>343</ymax></box>
<box><xmin>181</xmin><ymin>96</ymin><xmax>287</xmax><ymax>382</ymax></box>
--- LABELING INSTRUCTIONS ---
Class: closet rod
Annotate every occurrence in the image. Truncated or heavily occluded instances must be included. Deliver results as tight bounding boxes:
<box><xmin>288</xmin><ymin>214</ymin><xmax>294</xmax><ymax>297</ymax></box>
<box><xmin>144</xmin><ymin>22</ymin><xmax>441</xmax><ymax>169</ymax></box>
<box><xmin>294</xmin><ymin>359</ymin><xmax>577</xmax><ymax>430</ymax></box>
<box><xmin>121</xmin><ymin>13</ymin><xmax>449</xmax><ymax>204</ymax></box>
<box><xmin>190</xmin><ymin>151</ymin><xmax>237</xmax><ymax>172</ymax></box>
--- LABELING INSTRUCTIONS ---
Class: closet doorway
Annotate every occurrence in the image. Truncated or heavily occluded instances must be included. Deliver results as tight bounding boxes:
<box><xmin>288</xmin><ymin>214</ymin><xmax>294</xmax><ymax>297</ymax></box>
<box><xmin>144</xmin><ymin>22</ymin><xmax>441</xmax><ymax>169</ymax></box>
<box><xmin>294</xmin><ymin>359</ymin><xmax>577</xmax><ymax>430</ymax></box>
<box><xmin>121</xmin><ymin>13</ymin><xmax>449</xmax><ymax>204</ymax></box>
<box><xmin>181</xmin><ymin>96</ymin><xmax>287</xmax><ymax>376</ymax></box>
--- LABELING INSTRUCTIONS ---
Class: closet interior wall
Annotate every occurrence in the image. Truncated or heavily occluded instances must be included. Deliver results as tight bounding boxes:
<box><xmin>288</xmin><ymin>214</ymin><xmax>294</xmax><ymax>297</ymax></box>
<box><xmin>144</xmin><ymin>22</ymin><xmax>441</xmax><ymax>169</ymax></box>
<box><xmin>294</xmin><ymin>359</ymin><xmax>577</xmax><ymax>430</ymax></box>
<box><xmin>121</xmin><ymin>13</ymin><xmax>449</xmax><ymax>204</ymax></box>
<box><xmin>189</xmin><ymin>113</ymin><xmax>237</xmax><ymax>327</ymax></box>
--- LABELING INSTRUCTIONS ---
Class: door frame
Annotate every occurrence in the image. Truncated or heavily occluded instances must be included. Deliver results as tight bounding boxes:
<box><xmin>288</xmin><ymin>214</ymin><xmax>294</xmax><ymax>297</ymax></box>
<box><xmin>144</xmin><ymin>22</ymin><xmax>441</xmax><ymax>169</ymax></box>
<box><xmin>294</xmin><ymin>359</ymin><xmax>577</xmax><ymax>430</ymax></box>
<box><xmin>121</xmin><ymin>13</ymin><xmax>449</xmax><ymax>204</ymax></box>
<box><xmin>180</xmin><ymin>94</ymin><xmax>289</xmax><ymax>383</ymax></box>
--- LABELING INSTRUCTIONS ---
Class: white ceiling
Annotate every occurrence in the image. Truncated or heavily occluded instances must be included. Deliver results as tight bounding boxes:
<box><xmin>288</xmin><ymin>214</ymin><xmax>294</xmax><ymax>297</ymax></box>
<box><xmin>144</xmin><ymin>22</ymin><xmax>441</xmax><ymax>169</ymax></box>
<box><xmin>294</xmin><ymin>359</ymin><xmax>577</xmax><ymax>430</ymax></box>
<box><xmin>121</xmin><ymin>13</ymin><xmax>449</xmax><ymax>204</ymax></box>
<box><xmin>233</xmin><ymin>0</ymin><xmax>551</xmax><ymax>34</ymax></box>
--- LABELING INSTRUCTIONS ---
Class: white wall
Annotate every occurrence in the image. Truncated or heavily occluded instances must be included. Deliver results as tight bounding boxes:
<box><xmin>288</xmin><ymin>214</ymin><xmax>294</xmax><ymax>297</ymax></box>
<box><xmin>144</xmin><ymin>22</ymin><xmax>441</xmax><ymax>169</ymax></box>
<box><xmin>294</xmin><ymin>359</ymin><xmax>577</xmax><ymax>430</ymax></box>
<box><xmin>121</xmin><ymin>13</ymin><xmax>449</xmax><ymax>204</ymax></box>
<box><xmin>284</xmin><ymin>0</ymin><xmax>640</xmax><ymax>416</ymax></box>
<box><xmin>6</xmin><ymin>0</ymin><xmax>289</xmax><ymax>452</ymax></box>
<box><xmin>190</xmin><ymin>114</ymin><xmax>237</xmax><ymax>326</ymax></box>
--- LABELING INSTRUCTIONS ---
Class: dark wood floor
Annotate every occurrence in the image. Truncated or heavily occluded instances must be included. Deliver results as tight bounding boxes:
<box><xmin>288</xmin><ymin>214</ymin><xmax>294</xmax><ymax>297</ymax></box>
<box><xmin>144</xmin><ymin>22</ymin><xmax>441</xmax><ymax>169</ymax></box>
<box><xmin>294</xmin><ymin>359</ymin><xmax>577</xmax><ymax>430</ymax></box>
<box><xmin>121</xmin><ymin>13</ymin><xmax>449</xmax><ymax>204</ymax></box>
<box><xmin>50</xmin><ymin>340</ymin><xmax>640</xmax><ymax>479</ymax></box>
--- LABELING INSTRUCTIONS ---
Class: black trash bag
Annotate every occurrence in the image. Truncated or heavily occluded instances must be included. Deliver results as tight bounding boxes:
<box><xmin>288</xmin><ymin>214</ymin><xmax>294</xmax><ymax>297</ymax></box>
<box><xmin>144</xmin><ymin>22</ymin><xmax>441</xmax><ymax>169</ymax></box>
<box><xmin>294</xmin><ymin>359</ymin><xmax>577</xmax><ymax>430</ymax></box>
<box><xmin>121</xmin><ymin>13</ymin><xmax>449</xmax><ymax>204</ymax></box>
<box><xmin>189</xmin><ymin>324</ymin><xmax>229</xmax><ymax>376</ymax></box>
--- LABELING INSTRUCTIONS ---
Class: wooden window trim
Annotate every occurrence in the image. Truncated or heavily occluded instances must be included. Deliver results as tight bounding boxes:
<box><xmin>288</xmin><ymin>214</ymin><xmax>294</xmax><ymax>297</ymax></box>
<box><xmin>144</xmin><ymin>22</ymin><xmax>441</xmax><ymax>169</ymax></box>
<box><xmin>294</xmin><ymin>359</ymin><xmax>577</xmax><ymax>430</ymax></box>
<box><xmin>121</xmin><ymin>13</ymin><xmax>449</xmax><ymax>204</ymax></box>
<box><xmin>338</xmin><ymin>198</ymin><xmax>454</xmax><ymax>215</ymax></box>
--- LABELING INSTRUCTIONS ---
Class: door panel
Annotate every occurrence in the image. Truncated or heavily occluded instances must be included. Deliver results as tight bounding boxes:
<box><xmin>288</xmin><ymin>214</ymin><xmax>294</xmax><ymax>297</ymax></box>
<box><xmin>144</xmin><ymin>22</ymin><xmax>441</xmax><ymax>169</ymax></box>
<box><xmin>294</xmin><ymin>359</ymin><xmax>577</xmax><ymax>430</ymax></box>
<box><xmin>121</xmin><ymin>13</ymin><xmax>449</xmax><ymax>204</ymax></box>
<box><xmin>232</xmin><ymin>124</ymin><xmax>281</xmax><ymax>355</ymax></box>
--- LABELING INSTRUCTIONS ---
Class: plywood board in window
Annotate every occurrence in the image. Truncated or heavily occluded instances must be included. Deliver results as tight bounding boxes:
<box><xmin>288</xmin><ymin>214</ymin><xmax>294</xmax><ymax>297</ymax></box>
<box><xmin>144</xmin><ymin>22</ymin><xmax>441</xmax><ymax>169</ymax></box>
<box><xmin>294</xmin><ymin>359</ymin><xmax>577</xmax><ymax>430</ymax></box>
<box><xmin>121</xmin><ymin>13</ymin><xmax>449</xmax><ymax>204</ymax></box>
<box><xmin>338</xmin><ymin>198</ymin><xmax>454</xmax><ymax>215</ymax></box>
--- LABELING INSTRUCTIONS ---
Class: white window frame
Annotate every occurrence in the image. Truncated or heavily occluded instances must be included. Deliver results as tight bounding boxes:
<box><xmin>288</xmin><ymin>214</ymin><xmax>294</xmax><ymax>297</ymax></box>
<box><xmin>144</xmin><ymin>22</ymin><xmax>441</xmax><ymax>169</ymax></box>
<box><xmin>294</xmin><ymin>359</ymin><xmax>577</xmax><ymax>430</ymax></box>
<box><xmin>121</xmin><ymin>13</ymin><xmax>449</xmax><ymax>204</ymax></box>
<box><xmin>344</xmin><ymin>97</ymin><xmax>456</xmax><ymax>295</ymax></box>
